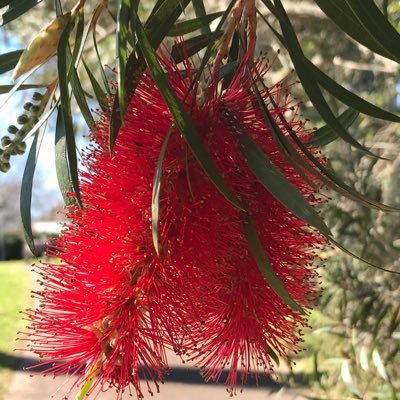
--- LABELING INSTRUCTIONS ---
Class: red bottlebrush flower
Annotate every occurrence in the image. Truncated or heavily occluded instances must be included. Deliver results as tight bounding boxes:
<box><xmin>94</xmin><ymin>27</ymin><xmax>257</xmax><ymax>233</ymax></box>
<box><xmin>22</xmin><ymin>48</ymin><xmax>326</xmax><ymax>399</ymax></box>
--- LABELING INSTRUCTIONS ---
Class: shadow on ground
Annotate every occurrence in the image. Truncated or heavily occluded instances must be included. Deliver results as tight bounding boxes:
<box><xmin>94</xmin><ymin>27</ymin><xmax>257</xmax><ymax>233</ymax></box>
<box><xmin>0</xmin><ymin>351</ymin><xmax>282</xmax><ymax>388</ymax></box>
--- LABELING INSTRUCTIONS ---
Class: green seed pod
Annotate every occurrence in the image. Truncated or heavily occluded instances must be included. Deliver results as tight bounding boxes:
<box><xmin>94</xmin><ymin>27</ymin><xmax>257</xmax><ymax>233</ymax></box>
<box><xmin>1</xmin><ymin>136</ymin><xmax>12</xmax><ymax>147</ymax></box>
<box><xmin>32</xmin><ymin>92</ymin><xmax>43</xmax><ymax>101</ymax></box>
<box><xmin>16</xmin><ymin>142</ymin><xmax>27</xmax><ymax>152</ymax></box>
<box><xmin>7</xmin><ymin>125</ymin><xmax>19</xmax><ymax>134</ymax></box>
<box><xmin>16</xmin><ymin>129</ymin><xmax>27</xmax><ymax>140</ymax></box>
<box><xmin>24</xmin><ymin>102</ymin><xmax>33</xmax><ymax>111</ymax></box>
<box><xmin>17</xmin><ymin>114</ymin><xmax>29</xmax><ymax>124</ymax></box>
<box><xmin>0</xmin><ymin>152</ymin><xmax>10</xmax><ymax>162</ymax></box>
<box><xmin>0</xmin><ymin>162</ymin><xmax>11</xmax><ymax>173</ymax></box>
<box><xmin>30</xmin><ymin>105</ymin><xmax>40</xmax><ymax>114</ymax></box>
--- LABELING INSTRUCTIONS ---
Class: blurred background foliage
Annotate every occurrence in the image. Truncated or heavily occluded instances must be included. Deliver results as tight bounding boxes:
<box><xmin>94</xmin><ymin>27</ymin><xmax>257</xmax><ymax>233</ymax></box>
<box><xmin>0</xmin><ymin>0</ymin><xmax>399</xmax><ymax>399</ymax></box>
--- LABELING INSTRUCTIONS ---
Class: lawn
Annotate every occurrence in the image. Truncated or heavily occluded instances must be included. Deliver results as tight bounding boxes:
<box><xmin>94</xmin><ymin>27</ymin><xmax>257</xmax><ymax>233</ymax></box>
<box><xmin>0</xmin><ymin>260</ymin><xmax>32</xmax><ymax>399</ymax></box>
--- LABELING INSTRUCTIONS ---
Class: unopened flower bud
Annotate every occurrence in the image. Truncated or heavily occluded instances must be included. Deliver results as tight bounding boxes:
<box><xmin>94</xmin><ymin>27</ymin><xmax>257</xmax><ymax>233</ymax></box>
<box><xmin>7</xmin><ymin>125</ymin><xmax>19</xmax><ymax>134</ymax></box>
<box><xmin>0</xmin><ymin>152</ymin><xmax>10</xmax><ymax>162</ymax></box>
<box><xmin>32</xmin><ymin>92</ymin><xmax>43</xmax><ymax>101</ymax></box>
<box><xmin>30</xmin><ymin>105</ymin><xmax>40</xmax><ymax>114</ymax></box>
<box><xmin>17</xmin><ymin>114</ymin><xmax>29</xmax><ymax>124</ymax></box>
<box><xmin>0</xmin><ymin>162</ymin><xmax>11</xmax><ymax>173</ymax></box>
<box><xmin>24</xmin><ymin>102</ymin><xmax>33</xmax><ymax>111</ymax></box>
<box><xmin>16</xmin><ymin>129</ymin><xmax>27</xmax><ymax>139</ymax></box>
<box><xmin>16</xmin><ymin>142</ymin><xmax>27</xmax><ymax>153</ymax></box>
<box><xmin>1</xmin><ymin>136</ymin><xmax>12</xmax><ymax>147</ymax></box>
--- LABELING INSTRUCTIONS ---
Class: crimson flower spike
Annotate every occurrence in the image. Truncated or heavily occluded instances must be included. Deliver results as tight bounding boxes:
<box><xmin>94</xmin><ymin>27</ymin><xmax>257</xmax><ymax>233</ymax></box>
<box><xmin>20</xmin><ymin>4</ymin><xmax>327</xmax><ymax>399</ymax></box>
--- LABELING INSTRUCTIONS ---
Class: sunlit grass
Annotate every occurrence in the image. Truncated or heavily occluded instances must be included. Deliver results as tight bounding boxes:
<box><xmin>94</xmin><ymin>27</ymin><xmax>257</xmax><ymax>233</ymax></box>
<box><xmin>0</xmin><ymin>259</ymin><xmax>32</xmax><ymax>399</ymax></box>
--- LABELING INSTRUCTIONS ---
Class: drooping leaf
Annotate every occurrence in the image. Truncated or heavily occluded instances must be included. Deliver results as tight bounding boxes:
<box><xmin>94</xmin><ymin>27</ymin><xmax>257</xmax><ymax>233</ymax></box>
<box><xmin>152</xmin><ymin>124</ymin><xmax>173</xmax><ymax>255</ymax></box>
<box><xmin>109</xmin><ymin>0</ymin><xmax>191</xmax><ymax>151</ymax></box>
<box><xmin>307</xmin><ymin>108</ymin><xmax>360</xmax><ymax>147</ymax></box>
<box><xmin>167</xmin><ymin>12</ymin><xmax>223</xmax><ymax>36</ymax></box>
<box><xmin>133</xmin><ymin>10</ymin><xmax>243</xmax><ymax>210</ymax></box>
<box><xmin>242</xmin><ymin>212</ymin><xmax>303</xmax><ymax>313</ymax></box>
<box><xmin>225</xmin><ymin>109</ymin><xmax>331</xmax><ymax>236</ymax></box>
<box><xmin>0</xmin><ymin>0</ymin><xmax>42</xmax><ymax>26</ymax></box>
<box><xmin>171</xmin><ymin>32</ymin><xmax>222</xmax><ymax>63</ymax></box>
<box><xmin>0</xmin><ymin>84</ymin><xmax>46</xmax><ymax>94</ymax></box>
<box><xmin>116</xmin><ymin>0</ymin><xmax>132</xmax><ymax>120</ymax></box>
<box><xmin>55</xmin><ymin>107</ymin><xmax>75</xmax><ymax>206</ymax></box>
<box><xmin>259</xmin><ymin>6</ymin><xmax>400</xmax><ymax>123</ymax></box>
<box><xmin>0</xmin><ymin>49</ymin><xmax>23</xmax><ymax>74</ymax></box>
<box><xmin>314</xmin><ymin>0</ymin><xmax>400</xmax><ymax>62</ymax></box>
<box><xmin>190</xmin><ymin>0</ymin><xmax>211</xmax><ymax>34</ymax></box>
<box><xmin>82</xmin><ymin>59</ymin><xmax>108</xmax><ymax>111</ymax></box>
<box><xmin>57</xmin><ymin>17</ymin><xmax>81</xmax><ymax>206</ymax></box>
<box><xmin>273</xmin><ymin>0</ymin><xmax>382</xmax><ymax>158</ymax></box>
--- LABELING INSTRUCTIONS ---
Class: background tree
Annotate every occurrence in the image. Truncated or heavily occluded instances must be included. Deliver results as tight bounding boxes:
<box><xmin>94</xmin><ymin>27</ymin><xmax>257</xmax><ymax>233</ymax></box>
<box><xmin>0</xmin><ymin>0</ymin><xmax>399</xmax><ymax>398</ymax></box>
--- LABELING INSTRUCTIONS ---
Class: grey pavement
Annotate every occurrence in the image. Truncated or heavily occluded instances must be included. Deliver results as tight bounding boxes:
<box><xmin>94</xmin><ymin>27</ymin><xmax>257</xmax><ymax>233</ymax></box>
<box><xmin>7</xmin><ymin>352</ymin><xmax>308</xmax><ymax>400</ymax></box>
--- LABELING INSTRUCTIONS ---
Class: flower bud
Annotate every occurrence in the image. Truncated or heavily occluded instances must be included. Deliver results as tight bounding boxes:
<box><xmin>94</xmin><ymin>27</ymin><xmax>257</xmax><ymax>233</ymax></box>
<box><xmin>32</xmin><ymin>92</ymin><xmax>43</xmax><ymax>101</ymax></box>
<box><xmin>16</xmin><ymin>142</ymin><xmax>27</xmax><ymax>153</ymax></box>
<box><xmin>24</xmin><ymin>102</ymin><xmax>33</xmax><ymax>111</ymax></box>
<box><xmin>30</xmin><ymin>105</ymin><xmax>40</xmax><ymax>114</ymax></box>
<box><xmin>0</xmin><ymin>152</ymin><xmax>10</xmax><ymax>162</ymax></box>
<box><xmin>1</xmin><ymin>136</ymin><xmax>12</xmax><ymax>147</ymax></box>
<box><xmin>17</xmin><ymin>114</ymin><xmax>29</xmax><ymax>124</ymax></box>
<box><xmin>0</xmin><ymin>162</ymin><xmax>11</xmax><ymax>173</ymax></box>
<box><xmin>7</xmin><ymin>125</ymin><xmax>19</xmax><ymax>134</ymax></box>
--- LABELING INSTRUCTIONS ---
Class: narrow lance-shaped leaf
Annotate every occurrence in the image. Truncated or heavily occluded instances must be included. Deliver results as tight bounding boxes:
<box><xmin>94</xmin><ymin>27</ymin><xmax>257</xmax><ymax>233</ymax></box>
<box><xmin>152</xmin><ymin>123</ymin><xmax>173</xmax><ymax>255</ymax></box>
<box><xmin>116</xmin><ymin>0</ymin><xmax>132</xmax><ymax>120</ymax></box>
<box><xmin>251</xmin><ymin>71</ymin><xmax>400</xmax><ymax>212</ymax></box>
<box><xmin>133</xmin><ymin>9</ymin><xmax>243</xmax><ymax>210</ymax></box>
<box><xmin>258</xmin><ymin>6</ymin><xmax>400</xmax><ymax>123</ymax></box>
<box><xmin>167</xmin><ymin>12</ymin><xmax>223</xmax><ymax>36</ymax></box>
<box><xmin>314</xmin><ymin>0</ymin><xmax>400</xmax><ymax>62</ymax></box>
<box><xmin>191</xmin><ymin>0</ymin><xmax>211</xmax><ymax>34</ymax></box>
<box><xmin>82</xmin><ymin>59</ymin><xmax>108</xmax><ymax>111</ymax></box>
<box><xmin>0</xmin><ymin>84</ymin><xmax>47</xmax><ymax>94</ymax></box>
<box><xmin>0</xmin><ymin>49</ymin><xmax>23</xmax><ymax>74</ymax></box>
<box><xmin>307</xmin><ymin>108</ymin><xmax>360</xmax><ymax>147</ymax></box>
<box><xmin>242</xmin><ymin>212</ymin><xmax>303</xmax><ymax>313</ymax></box>
<box><xmin>57</xmin><ymin>16</ymin><xmax>82</xmax><ymax>206</ymax></box>
<box><xmin>55</xmin><ymin>107</ymin><xmax>75</xmax><ymax>206</ymax></box>
<box><xmin>273</xmin><ymin>0</ymin><xmax>382</xmax><ymax>158</ymax></box>
<box><xmin>0</xmin><ymin>0</ymin><xmax>42</xmax><ymax>26</ymax></box>
<box><xmin>171</xmin><ymin>32</ymin><xmax>222</xmax><ymax>63</ymax></box>
<box><xmin>109</xmin><ymin>0</ymin><xmax>191</xmax><ymax>151</ymax></box>
<box><xmin>224</xmin><ymin>108</ymin><xmax>331</xmax><ymax>236</ymax></box>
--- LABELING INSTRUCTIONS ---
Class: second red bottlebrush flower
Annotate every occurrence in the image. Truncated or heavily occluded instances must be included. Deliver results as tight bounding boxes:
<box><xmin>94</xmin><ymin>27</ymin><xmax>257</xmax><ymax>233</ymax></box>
<box><xmin>22</xmin><ymin>49</ymin><xmax>326</xmax><ymax>399</ymax></box>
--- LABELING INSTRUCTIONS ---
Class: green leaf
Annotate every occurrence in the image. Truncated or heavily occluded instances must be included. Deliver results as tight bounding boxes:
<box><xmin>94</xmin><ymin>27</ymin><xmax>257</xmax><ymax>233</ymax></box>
<box><xmin>0</xmin><ymin>0</ymin><xmax>42</xmax><ymax>26</ymax></box>
<box><xmin>225</xmin><ymin>109</ymin><xmax>331</xmax><ymax>236</ymax></box>
<box><xmin>259</xmin><ymin>8</ymin><xmax>400</xmax><ymax>123</ymax></box>
<box><xmin>242</xmin><ymin>212</ymin><xmax>303</xmax><ymax>313</ymax></box>
<box><xmin>152</xmin><ymin>123</ymin><xmax>173</xmax><ymax>255</ymax></box>
<box><xmin>57</xmin><ymin>17</ymin><xmax>81</xmax><ymax>206</ymax></box>
<box><xmin>0</xmin><ymin>49</ymin><xmax>23</xmax><ymax>74</ymax></box>
<box><xmin>307</xmin><ymin>108</ymin><xmax>359</xmax><ymax>147</ymax></box>
<box><xmin>251</xmin><ymin>73</ymin><xmax>400</xmax><ymax>212</ymax></box>
<box><xmin>268</xmin><ymin>345</ymin><xmax>280</xmax><ymax>366</ymax></box>
<box><xmin>55</xmin><ymin>107</ymin><xmax>75</xmax><ymax>206</ymax></box>
<box><xmin>308</xmin><ymin>60</ymin><xmax>400</xmax><ymax>123</ymax></box>
<box><xmin>116</xmin><ymin>0</ymin><xmax>132</xmax><ymax>120</ymax></box>
<box><xmin>76</xmin><ymin>373</ymin><xmax>95</xmax><ymax>400</ymax></box>
<box><xmin>109</xmin><ymin>0</ymin><xmax>191</xmax><ymax>151</ymax></box>
<box><xmin>171</xmin><ymin>32</ymin><xmax>222</xmax><ymax>63</ymax></box>
<box><xmin>0</xmin><ymin>83</ymin><xmax>46</xmax><ymax>94</ymax></box>
<box><xmin>273</xmin><ymin>0</ymin><xmax>382</xmax><ymax>158</ymax></box>
<box><xmin>167</xmin><ymin>12</ymin><xmax>223</xmax><ymax>36</ymax></box>
<box><xmin>191</xmin><ymin>0</ymin><xmax>211</xmax><ymax>34</ymax></box>
<box><xmin>133</xmin><ymin>9</ymin><xmax>243</xmax><ymax>211</ymax></box>
<box><xmin>314</xmin><ymin>0</ymin><xmax>400</xmax><ymax>62</ymax></box>
<box><xmin>82</xmin><ymin>59</ymin><xmax>108</xmax><ymax>111</ymax></box>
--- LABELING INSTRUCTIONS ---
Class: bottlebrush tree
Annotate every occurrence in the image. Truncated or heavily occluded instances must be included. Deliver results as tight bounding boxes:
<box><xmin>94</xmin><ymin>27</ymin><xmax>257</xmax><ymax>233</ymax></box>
<box><xmin>1</xmin><ymin>0</ymin><xmax>400</xmax><ymax>399</ymax></box>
